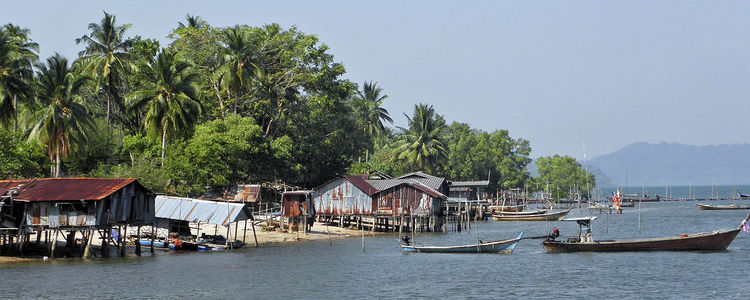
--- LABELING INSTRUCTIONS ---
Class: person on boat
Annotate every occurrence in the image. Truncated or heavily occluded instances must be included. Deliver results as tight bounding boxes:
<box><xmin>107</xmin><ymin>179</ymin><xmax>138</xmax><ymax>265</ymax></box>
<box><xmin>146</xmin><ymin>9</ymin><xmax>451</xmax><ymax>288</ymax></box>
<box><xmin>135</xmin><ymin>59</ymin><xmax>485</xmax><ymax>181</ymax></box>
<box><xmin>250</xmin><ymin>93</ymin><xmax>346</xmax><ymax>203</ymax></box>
<box><xmin>655</xmin><ymin>194</ymin><xmax>660</xmax><ymax>201</ymax></box>
<box><xmin>401</xmin><ymin>235</ymin><xmax>411</xmax><ymax>246</ymax></box>
<box><xmin>547</xmin><ymin>227</ymin><xmax>560</xmax><ymax>241</ymax></box>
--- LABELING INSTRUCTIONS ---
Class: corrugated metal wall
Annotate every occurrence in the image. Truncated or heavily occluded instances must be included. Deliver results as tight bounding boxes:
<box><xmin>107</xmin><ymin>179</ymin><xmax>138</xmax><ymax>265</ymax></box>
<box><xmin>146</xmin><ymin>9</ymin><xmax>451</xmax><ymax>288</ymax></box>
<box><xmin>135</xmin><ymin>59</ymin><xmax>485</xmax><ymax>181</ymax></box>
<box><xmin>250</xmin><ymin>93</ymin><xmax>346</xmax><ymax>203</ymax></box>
<box><xmin>373</xmin><ymin>185</ymin><xmax>442</xmax><ymax>217</ymax></box>
<box><xmin>312</xmin><ymin>178</ymin><xmax>374</xmax><ymax>216</ymax></box>
<box><xmin>24</xmin><ymin>182</ymin><xmax>155</xmax><ymax>228</ymax></box>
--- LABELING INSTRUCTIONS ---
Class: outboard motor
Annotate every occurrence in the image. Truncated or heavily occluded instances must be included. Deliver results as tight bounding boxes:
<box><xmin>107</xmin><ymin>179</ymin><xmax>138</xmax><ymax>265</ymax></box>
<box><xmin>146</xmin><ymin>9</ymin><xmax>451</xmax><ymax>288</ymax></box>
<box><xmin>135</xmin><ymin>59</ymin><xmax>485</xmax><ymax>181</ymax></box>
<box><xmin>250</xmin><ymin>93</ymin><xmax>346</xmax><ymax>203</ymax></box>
<box><xmin>401</xmin><ymin>235</ymin><xmax>411</xmax><ymax>245</ymax></box>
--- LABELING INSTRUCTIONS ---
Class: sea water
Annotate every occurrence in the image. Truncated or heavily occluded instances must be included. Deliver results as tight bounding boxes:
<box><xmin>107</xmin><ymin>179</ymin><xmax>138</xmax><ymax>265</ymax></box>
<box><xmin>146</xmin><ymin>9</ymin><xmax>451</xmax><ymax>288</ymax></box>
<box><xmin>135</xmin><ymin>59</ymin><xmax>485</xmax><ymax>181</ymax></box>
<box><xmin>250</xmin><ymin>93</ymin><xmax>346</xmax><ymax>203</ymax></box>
<box><xmin>1</xmin><ymin>196</ymin><xmax>749</xmax><ymax>298</ymax></box>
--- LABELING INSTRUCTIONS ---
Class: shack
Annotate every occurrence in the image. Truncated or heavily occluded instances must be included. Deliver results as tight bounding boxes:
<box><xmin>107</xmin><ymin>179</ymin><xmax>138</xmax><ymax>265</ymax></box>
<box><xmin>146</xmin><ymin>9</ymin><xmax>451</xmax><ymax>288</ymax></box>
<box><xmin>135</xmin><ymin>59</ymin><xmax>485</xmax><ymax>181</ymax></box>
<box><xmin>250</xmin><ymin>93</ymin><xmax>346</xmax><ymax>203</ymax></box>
<box><xmin>281</xmin><ymin>191</ymin><xmax>314</xmax><ymax>232</ymax></box>
<box><xmin>0</xmin><ymin>178</ymin><xmax>154</xmax><ymax>258</ymax></box>
<box><xmin>449</xmin><ymin>180</ymin><xmax>490</xmax><ymax>201</ymax></box>
<box><xmin>312</xmin><ymin>175</ymin><xmax>378</xmax><ymax>216</ymax></box>
<box><xmin>152</xmin><ymin>195</ymin><xmax>255</xmax><ymax>247</ymax></box>
<box><xmin>370</xmin><ymin>180</ymin><xmax>446</xmax><ymax>217</ymax></box>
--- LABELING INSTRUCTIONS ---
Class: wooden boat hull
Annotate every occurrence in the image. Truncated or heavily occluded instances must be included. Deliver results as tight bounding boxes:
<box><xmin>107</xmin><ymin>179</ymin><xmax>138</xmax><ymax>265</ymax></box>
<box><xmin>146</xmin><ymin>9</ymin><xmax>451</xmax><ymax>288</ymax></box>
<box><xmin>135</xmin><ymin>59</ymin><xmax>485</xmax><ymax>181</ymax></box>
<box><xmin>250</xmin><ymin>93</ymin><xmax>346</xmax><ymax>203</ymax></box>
<box><xmin>542</xmin><ymin>229</ymin><xmax>741</xmax><ymax>252</ymax></box>
<box><xmin>493</xmin><ymin>209</ymin><xmax>547</xmax><ymax>216</ymax></box>
<box><xmin>492</xmin><ymin>210</ymin><xmax>570</xmax><ymax>221</ymax></box>
<box><xmin>696</xmin><ymin>203</ymin><xmax>750</xmax><ymax>210</ymax></box>
<box><xmin>139</xmin><ymin>240</ymin><xmax>166</xmax><ymax>248</ymax></box>
<box><xmin>402</xmin><ymin>233</ymin><xmax>523</xmax><ymax>253</ymax></box>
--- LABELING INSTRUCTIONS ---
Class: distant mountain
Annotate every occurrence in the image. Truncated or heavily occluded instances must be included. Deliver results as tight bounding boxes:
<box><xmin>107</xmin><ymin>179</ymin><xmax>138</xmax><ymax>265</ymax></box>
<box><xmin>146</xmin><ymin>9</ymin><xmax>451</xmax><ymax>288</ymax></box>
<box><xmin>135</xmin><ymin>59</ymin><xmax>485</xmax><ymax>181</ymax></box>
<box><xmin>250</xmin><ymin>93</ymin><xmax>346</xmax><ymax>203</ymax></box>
<box><xmin>588</xmin><ymin>142</ymin><xmax>750</xmax><ymax>186</ymax></box>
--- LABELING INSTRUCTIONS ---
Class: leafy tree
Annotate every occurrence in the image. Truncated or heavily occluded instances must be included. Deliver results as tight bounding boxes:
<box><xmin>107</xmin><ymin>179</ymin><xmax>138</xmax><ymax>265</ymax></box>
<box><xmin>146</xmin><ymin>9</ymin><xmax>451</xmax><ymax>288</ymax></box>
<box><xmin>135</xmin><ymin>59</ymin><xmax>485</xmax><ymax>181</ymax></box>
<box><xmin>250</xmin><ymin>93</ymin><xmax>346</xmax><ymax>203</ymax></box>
<box><xmin>444</xmin><ymin>122</ymin><xmax>532</xmax><ymax>189</ymax></box>
<box><xmin>535</xmin><ymin>154</ymin><xmax>596</xmax><ymax>200</ymax></box>
<box><xmin>75</xmin><ymin>12</ymin><xmax>135</xmax><ymax>129</ymax></box>
<box><xmin>28</xmin><ymin>54</ymin><xmax>94</xmax><ymax>177</ymax></box>
<box><xmin>214</xmin><ymin>25</ymin><xmax>254</xmax><ymax>116</ymax></box>
<box><xmin>177</xmin><ymin>14</ymin><xmax>207</xmax><ymax>29</ymax></box>
<box><xmin>164</xmin><ymin>115</ymin><xmax>281</xmax><ymax>196</ymax></box>
<box><xmin>0</xmin><ymin>127</ymin><xmax>49</xmax><ymax>178</ymax></box>
<box><xmin>167</xmin><ymin>23</ymin><xmax>222</xmax><ymax>120</ymax></box>
<box><xmin>353</xmin><ymin>81</ymin><xmax>392</xmax><ymax>160</ymax></box>
<box><xmin>395</xmin><ymin>103</ymin><xmax>447</xmax><ymax>174</ymax></box>
<box><xmin>0</xmin><ymin>24</ymin><xmax>38</xmax><ymax>132</ymax></box>
<box><xmin>127</xmin><ymin>49</ymin><xmax>201</xmax><ymax>166</ymax></box>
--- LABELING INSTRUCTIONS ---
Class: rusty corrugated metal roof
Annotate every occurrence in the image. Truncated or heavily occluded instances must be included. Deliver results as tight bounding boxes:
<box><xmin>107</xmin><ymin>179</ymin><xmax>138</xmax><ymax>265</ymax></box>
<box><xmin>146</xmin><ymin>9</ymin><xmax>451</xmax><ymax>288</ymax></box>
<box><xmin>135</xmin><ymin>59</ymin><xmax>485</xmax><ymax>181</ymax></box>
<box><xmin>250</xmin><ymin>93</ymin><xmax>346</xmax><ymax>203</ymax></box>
<box><xmin>0</xmin><ymin>178</ymin><xmax>139</xmax><ymax>201</ymax></box>
<box><xmin>343</xmin><ymin>175</ymin><xmax>378</xmax><ymax>196</ymax></box>
<box><xmin>392</xmin><ymin>172</ymin><xmax>447</xmax><ymax>191</ymax></box>
<box><xmin>0</xmin><ymin>179</ymin><xmax>30</xmax><ymax>196</ymax></box>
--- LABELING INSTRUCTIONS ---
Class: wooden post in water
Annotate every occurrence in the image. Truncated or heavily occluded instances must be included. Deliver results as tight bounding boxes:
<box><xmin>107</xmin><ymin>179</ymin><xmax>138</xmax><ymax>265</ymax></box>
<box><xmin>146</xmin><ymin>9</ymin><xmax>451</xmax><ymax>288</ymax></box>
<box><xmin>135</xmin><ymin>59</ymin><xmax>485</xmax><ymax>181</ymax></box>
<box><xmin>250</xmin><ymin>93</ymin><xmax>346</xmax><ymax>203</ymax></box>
<box><xmin>361</xmin><ymin>215</ymin><xmax>365</xmax><ymax>254</ymax></box>
<box><xmin>135</xmin><ymin>226</ymin><xmax>142</xmax><ymax>256</ymax></box>
<box><xmin>150</xmin><ymin>222</ymin><xmax>155</xmax><ymax>253</ymax></box>
<box><xmin>83</xmin><ymin>228</ymin><xmax>93</xmax><ymax>259</ymax></box>
<box><xmin>243</xmin><ymin>220</ymin><xmax>248</xmax><ymax>243</ymax></box>
<box><xmin>251</xmin><ymin>219</ymin><xmax>259</xmax><ymax>247</ymax></box>
<box><xmin>50</xmin><ymin>228</ymin><xmax>59</xmax><ymax>258</ymax></box>
<box><xmin>638</xmin><ymin>199</ymin><xmax>642</xmax><ymax>235</ymax></box>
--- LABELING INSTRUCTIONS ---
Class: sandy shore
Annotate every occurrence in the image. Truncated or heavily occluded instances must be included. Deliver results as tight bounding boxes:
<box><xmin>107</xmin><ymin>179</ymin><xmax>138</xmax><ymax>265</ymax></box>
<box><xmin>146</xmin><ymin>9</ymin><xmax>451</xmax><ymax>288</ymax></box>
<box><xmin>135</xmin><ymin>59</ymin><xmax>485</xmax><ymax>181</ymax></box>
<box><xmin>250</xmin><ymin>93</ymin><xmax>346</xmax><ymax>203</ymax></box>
<box><xmin>1</xmin><ymin>221</ymin><xmax>381</xmax><ymax>263</ymax></box>
<box><xmin>189</xmin><ymin>222</ymin><xmax>381</xmax><ymax>247</ymax></box>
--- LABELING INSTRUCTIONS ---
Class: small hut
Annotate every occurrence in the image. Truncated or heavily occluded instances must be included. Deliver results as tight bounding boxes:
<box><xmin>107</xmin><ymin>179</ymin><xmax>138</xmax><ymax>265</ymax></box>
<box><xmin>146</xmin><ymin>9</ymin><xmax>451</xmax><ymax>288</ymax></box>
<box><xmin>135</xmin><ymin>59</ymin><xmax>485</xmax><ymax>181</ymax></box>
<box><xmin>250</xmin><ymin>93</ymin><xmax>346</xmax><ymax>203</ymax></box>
<box><xmin>0</xmin><ymin>178</ymin><xmax>154</xmax><ymax>258</ymax></box>
<box><xmin>281</xmin><ymin>191</ymin><xmax>314</xmax><ymax>232</ymax></box>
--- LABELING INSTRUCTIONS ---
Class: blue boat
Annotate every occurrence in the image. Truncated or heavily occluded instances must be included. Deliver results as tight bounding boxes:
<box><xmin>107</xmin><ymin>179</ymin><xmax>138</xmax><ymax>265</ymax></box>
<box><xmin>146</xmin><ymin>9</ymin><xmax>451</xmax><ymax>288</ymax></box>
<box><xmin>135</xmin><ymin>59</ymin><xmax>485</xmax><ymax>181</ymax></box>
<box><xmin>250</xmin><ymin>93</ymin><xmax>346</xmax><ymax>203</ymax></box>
<box><xmin>401</xmin><ymin>232</ymin><xmax>524</xmax><ymax>253</ymax></box>
<box><xmin>139</xmin><ymin>240</ymin><xmax>167</xmax><ymax>248</ymax></box>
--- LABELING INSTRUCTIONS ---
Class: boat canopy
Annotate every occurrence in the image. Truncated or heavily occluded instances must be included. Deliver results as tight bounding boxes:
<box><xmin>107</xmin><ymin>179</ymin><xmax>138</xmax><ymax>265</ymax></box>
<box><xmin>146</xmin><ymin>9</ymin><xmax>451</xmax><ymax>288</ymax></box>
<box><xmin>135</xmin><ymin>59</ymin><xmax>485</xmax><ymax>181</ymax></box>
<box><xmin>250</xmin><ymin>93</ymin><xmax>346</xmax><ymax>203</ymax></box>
<box><xmin>561</xmin><ymin>216</ymin><xmax>597</xmax><ymax>226</ymax></box>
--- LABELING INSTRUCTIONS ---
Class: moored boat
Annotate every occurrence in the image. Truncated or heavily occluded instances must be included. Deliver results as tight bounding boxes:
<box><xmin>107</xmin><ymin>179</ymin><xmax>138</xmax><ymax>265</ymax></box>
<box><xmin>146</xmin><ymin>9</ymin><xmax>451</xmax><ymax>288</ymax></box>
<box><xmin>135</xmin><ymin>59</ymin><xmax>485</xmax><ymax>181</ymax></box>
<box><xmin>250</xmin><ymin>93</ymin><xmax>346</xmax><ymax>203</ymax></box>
<box><xmin>492</xmin><ymin>209</ymin><xmax>570</xmax><ymax>221</ymax></box>
<box><xmin>489</xmin><ymin>204</ymin><xmax>526</xmax><ymax>212</ymax></box>
<box><xmin>696</xmin><ymin>203</ymin><xmax>750</xmax><ymax>210</ymax></box>
<box><xmin>542</xmin><ymin>214</ymin><xmax>749</xmax><ymax>252</ymax></box>
<box><xmin>493</xmin><ymin>209</ymin><xmax>547</xmax><ymax>216</ymax></box>
<box><xmin>401</xmin><ymin>232</ymin><xmax>524</xmax><ymax>253</ymax></box>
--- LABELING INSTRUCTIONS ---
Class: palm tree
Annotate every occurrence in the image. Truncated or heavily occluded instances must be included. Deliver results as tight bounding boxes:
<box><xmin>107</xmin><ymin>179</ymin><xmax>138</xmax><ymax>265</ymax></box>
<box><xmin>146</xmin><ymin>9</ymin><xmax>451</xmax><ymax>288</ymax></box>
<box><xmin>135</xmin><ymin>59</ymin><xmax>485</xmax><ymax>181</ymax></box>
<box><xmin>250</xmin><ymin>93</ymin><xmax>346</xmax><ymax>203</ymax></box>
<box><xmin>75</xmin><ymin>11</ymin><xmax>135</xmax><ymax>129</ymax></box>
<box><xmin>177</xmin><ymin>14</ymin><xmax>207</xmax><ymax>29</ymax></box>
<box><xmin>214</xmin><ymin>25</ymin><xmax>255</xmax><ymax>115</ymax></box>
<box><xmin>127</xmin><ymin>50</ymin><xmax>201</xmax><ymax>166</ymax></box>
<box><xmin>395</xmin><ymin>103</ymin><xmax>447</xmax><ymax>174</ymax></box>
<box><xmin>0</xmin><ymin>24</ymin><xmax>38</xmax><ymax>132</ymax></box>
<box><xmin>353</xmin><ymin>81</ymin><xmax>392</xmax><ymax>161</ymax></box>
<box><xmin>28</xmin><ymin>54</ymin><xmax>94</xmax><ymax>177</ymax></box>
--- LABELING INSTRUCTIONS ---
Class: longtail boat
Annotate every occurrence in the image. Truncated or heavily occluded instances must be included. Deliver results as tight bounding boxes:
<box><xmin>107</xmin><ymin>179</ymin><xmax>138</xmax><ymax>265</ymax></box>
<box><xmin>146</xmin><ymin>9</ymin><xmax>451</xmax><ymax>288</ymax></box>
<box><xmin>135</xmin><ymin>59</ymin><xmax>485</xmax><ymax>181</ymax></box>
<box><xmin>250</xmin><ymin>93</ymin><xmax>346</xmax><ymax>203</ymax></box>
<box><xmin>493</xmin><ymin>209</ymin><xmax>547</xmax><ymax>216</ymax></box>
<box><xmin>489</xmin><ymin>204</ymin><xmax>526</xmax><ymax>212</ymax></box>
<box><xmin>542</xmin><ymin>214</ymin><xmax>750</xmax><ymax>252</ymax></box>
<box><xmin>696</xmin><ymin>203</ymin><xmax>750</xmax><ymax>210</ymax></box>
<box><xmin>401</xmin><ymin>232</ymin><xmax>523</xmax><ymax>253</ymax></box>
<box><xmin>492</xmin><ymin>209</ymin><xmax>570</xmax><ymax>221</ymax></box>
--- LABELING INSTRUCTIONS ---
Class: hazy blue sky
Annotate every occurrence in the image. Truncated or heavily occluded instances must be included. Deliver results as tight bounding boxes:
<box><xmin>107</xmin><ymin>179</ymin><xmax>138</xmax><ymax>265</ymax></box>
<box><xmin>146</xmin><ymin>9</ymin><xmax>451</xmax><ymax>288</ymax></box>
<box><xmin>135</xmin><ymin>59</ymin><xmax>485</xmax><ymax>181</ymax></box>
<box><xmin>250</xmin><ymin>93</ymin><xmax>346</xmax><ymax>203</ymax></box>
<box><xmin>3</xmin><ymin>1</ymin><xmax>750</xmax><ymax>159</ymax></box>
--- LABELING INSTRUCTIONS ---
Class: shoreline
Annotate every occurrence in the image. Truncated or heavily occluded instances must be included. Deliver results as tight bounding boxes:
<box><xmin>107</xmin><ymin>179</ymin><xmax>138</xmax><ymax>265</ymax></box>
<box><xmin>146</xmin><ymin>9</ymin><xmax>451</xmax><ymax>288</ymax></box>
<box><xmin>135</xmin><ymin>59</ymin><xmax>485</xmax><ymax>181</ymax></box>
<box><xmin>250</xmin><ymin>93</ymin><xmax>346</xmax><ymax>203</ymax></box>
<box><xmin>1</xmin><ymin>222</ymin><xmax>385</xmax><ymax>264</ymax></box>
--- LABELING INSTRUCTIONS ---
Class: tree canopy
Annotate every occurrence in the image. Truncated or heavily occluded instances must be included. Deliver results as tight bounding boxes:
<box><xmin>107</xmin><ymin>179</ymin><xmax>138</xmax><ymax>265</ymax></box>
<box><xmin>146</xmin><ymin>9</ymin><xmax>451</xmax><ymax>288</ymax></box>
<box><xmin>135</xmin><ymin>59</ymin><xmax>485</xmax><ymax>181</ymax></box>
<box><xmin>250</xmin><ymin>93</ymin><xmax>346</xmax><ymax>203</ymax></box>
<box><xmin>0</xmin><ymin>12</ymin><xmax>548</xmax><ymax>200</ymax></box>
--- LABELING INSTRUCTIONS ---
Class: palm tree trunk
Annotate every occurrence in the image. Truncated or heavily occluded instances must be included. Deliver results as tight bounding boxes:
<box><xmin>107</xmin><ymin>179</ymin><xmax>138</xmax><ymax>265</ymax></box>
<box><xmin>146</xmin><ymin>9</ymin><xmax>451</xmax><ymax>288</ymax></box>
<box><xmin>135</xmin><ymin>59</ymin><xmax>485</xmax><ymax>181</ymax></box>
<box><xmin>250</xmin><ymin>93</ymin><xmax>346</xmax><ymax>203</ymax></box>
<box><xmin>161</xmin><ymin>126</ymin><xmax>166</xmax><ymax>167</ymax></box>
<box><xmin>55</xmin><ymin>145</ymin><xmax>61</xmax><ymax>178</ymax></box>
<box><xmin>12</xmin><ymin>94</ymin><xmax>17</xmax><ymax>133</ymax></box>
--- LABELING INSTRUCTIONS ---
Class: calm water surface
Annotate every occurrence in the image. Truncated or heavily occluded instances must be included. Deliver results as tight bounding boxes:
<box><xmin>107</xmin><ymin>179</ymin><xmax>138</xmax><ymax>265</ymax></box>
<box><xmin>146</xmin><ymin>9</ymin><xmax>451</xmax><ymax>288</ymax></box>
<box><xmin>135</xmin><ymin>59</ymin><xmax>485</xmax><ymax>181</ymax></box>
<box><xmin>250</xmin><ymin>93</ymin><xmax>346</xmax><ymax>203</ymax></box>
<box><xmin>2</xmin><ymin>201</ymin><xmax>750</xmax><ymax>299</ymax></box>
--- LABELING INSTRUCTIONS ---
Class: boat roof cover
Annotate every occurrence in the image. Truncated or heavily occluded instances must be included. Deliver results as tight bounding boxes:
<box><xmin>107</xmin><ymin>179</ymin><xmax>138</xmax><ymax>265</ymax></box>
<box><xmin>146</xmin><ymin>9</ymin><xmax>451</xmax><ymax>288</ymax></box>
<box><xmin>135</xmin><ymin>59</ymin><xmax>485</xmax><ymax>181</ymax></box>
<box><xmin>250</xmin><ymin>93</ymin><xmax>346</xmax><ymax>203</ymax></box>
<box><xmin>155</xmin><ymin>195</ymin><xmax>250</xmax><ymax>226</ymax></box>
<box><xmin>561</xmin><ymin>216</ymin><xmax>598</xmax><ymax>222</ymax></box>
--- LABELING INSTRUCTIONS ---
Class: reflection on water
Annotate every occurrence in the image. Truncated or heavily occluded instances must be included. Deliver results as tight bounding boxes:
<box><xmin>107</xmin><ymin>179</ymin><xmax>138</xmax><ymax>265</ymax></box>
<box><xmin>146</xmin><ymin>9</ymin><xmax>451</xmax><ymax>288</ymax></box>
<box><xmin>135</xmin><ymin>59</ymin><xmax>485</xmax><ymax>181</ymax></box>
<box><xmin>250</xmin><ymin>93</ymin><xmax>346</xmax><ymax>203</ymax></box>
<box><xmin>2</xmin><ymin>201</ymin><xmax>750</xmax><ymax>298</ymax></box>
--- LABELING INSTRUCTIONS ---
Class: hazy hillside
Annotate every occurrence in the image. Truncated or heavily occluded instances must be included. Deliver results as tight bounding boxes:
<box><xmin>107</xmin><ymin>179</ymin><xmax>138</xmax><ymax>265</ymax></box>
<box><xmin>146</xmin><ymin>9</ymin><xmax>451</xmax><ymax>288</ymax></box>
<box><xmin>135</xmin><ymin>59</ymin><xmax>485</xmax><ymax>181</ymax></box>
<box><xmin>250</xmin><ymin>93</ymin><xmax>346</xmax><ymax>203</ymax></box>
<box><xmin>588</xmin><ymin>142</ymin><xmax>750</xmax><ymax>186</ymax></box>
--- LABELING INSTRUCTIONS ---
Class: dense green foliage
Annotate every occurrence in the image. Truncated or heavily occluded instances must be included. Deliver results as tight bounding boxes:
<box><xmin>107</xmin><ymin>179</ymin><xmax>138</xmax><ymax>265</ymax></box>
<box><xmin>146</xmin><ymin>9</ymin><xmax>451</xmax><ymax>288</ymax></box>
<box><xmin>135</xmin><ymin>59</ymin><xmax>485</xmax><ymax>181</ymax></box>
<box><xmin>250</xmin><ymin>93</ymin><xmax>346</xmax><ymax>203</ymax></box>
<box><xmin>0</xmin><ymin>13</ymin><xmax>581</xmax><ymax>197</ymax></box>
<box><xmin>536</xmin><ymin>154</ymin><xmax>596</xmax><ymax>199</ymax></box>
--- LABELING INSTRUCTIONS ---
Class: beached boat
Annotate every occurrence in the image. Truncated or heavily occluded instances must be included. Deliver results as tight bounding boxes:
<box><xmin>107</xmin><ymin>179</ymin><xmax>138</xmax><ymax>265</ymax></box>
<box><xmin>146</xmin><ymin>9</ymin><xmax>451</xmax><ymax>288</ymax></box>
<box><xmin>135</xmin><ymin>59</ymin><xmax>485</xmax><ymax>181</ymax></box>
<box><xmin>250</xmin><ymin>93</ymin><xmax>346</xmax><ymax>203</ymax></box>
<box><xmin>492</xmin><ymin>209</ymin><xmax>570</xmax><ymax>221</ymax></box>
<box><xmin>401</xmin><ymin>232</ymin><xmax>524</xmax><ymax>253</ymax></box>
<box><xmin>696</xmin><ymin>203</ymin><xmax>750</xmax><ymax>210</ymax></box>
<box><xmin>542</xmin><ymin>215</ymin><xmax>749</xmax><ymax>252</ymax></box>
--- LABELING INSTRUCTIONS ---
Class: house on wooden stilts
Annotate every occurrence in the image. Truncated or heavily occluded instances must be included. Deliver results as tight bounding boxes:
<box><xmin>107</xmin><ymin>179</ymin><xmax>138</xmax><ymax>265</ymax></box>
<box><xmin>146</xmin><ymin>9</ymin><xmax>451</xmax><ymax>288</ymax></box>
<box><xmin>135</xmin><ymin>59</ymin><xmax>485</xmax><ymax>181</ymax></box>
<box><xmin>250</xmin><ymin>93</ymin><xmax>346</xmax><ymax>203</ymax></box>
<box><xmin>0</xmin><ymin>178</ymin><xmax>154</xmax><ymax>259</ymax></box>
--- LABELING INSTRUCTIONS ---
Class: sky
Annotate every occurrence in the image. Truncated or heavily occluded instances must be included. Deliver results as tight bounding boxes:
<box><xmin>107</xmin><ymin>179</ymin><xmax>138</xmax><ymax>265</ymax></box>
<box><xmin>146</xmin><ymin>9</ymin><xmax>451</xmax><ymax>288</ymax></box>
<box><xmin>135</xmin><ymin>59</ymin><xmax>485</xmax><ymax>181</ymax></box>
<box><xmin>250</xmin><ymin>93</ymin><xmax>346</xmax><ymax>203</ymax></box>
<box><xmin>3</xmin><ymin>1</ymin><xmax>750</xmax><ymax>159</ymax></box>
